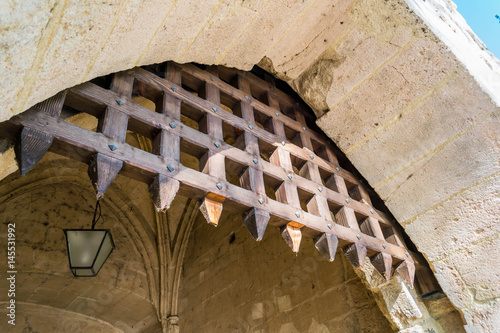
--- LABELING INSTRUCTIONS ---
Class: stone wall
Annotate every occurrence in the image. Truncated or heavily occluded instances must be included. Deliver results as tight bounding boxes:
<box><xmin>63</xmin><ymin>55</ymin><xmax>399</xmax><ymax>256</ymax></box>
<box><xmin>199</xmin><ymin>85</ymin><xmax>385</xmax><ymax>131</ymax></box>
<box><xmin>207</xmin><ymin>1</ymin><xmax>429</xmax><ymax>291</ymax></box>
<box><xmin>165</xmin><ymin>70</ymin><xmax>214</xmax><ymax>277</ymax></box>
<box><xmin>179</xmin><ymin>210</ymin><xmax>394</xmax><ymax>332</ymax></box>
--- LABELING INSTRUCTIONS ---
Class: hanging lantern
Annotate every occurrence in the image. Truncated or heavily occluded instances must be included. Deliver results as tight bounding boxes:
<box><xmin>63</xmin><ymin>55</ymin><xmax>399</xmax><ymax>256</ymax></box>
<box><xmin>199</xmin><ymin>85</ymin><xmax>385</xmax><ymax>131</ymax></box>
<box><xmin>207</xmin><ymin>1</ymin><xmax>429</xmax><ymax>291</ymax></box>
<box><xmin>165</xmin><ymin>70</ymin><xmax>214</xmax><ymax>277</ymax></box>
<box><xmin>63</xmin><ymin>200</ymin><xmax>114</xmax><ymax>277</ymax></box>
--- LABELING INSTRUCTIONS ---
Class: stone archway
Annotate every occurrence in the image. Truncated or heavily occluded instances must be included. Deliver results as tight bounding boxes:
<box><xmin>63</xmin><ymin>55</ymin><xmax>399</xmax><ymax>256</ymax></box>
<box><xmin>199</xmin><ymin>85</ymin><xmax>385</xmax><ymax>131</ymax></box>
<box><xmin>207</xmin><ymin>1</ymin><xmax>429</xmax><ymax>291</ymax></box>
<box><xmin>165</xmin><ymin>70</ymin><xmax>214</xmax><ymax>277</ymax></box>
<box><xmin>1</xmin><ymin>0</ymin><xmax>499</xmax><ymax>332</ymax></box>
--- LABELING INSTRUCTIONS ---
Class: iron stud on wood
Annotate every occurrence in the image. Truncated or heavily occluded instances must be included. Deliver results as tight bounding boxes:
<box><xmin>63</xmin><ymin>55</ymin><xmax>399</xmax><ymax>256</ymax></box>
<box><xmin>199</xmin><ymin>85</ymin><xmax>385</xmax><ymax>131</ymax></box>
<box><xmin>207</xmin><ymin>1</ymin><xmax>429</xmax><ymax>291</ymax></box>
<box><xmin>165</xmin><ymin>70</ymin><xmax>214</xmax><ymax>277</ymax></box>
<box><xmin>115</xmin><ymin>99</ymin><xmax>124</xmax><ymax>105</ymax></box>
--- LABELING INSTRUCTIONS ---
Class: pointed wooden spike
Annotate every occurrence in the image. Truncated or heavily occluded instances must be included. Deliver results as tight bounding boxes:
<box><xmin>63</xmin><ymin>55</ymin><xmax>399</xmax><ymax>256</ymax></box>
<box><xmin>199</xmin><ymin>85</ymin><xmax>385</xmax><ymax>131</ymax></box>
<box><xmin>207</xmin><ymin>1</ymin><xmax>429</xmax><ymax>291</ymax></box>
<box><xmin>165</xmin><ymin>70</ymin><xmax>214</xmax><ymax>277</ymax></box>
<box><xmin>14</xmin><ymin>90</ymin><xmax>67</xmax><ymax>176</ymax></box>
<box><xmin>88</xmin><ymin>153</ymin><xmax>123</xmax><ymax>199</ymax></box>
<box><xmin>396</xmin><ymin>260</ymin><xmax>416</xmax><ymax>288</ymax></box>
<box><xmin>371</xmin><ymin>252</ymin><xmax>393</xmax><ymax>281</ymax></box>
<box><xmin>280</xmin><ymin>224</ymin><xmax>302</xmax><ymax>253</ymax></box>
<box><xmin>15</xmin><ymin>127</ymin><xmax>53</xmax><ymax>176</ymax></box>
<box><xmin>343</xmin><ymin>243</ymin><xmax>367</xmax><ymax>268</ymax></box>
<box><xmin>243</xmin><ymin>208</ymin><xmax>269</xmax><ymax>241</ymax></box>
<box><xmin>314</xmin><ymin>233</ymin><xmax>339</xmax><ymax>262</ymax></box>
<box><xmin>199</xmin><ymin>196</ymin><xmax>223</xmax><ymax>226</ymax></box>
<box><xmin>149</xmin><ymin>175</ymin><xmax>179</xmax><ymax>212</ymax></box>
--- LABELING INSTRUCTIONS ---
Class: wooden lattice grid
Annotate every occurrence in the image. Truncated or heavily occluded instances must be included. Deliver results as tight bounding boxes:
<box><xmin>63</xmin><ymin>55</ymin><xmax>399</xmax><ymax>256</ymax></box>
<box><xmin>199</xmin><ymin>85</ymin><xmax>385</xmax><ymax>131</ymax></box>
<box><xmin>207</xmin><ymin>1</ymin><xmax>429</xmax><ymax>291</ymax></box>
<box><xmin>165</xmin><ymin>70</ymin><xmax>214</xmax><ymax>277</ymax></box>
<box><xmin>1</xmin><ymin>61</ymin><xmax>421</xmax><ymax>286</ymax></box>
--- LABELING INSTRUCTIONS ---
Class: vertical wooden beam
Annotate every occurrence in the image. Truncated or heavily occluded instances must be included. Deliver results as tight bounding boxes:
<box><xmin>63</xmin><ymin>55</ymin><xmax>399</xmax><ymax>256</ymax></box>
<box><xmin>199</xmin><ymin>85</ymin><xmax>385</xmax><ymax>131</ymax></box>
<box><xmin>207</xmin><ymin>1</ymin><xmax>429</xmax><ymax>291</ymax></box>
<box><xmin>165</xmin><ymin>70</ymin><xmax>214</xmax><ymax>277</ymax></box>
<box><xmin>237</xmin><ymin>74</ymin><xmax>270</xmax><ymax>239</ymax></box>
<box><xmin>266</xmin><ymin>90</ymin><xmax>305</xmax><ymax>252</ymax></box>
<box><xmin>360</xmin><ymin>217</ymin><xmax>393</xmax><ymax>281</ymax></box>
<box><xmin>15</xmin><ymin>91</ymin><xmax>67</xmax><ymax>176</ymax></box>
<box><xmin>89</xmin><ymin>72</ymin><xmax>133</xmax><ymax>199</ymax></box>
<box><xmin>199</xmin><ymin>66</ymin><xmax>225</xmax><ymax>226</ymax></box>
<box><xmin>150</xmin><ymin>63</ymin><xmax>181</xmax><ymax>212</ymax></box>
<box><xmin>335</xmin><ymin>206</ymin><xmax>367</xmax><ymax>268</ymax></box>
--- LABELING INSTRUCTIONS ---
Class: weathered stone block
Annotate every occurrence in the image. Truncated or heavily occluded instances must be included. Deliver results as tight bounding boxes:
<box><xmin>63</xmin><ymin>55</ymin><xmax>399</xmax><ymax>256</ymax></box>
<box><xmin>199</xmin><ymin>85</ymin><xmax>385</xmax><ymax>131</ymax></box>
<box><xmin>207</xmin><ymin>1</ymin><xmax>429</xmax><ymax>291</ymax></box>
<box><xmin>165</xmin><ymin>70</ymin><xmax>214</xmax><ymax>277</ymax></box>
<box><xmin>404</xmin><ymin>174</ymin><xmax>500</xmax><ymax>262</ymax></box>
<box><xmin>347</xmin><ymin>69</ymin><xmax>498</xmax><ymax>190</ymax></box>
<box><xmin>318</xmin><ymin>38</ymin><xmax>459</xmax><ymax>150</ymax></box>
<box><xmin>384</xmin><ymin>115</ymin><xmax>499</xmax><ymax>223</ymax></box>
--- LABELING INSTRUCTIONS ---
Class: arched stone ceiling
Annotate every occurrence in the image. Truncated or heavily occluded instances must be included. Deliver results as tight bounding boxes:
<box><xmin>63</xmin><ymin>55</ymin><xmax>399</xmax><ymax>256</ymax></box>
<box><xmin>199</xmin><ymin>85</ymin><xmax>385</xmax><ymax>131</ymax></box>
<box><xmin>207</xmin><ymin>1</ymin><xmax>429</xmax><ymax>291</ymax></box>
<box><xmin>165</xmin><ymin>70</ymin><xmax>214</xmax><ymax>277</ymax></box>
<box><xmin>1</xmin><ymin>0</ymin><xmax>499</xmax><ymax>332</ymax></box>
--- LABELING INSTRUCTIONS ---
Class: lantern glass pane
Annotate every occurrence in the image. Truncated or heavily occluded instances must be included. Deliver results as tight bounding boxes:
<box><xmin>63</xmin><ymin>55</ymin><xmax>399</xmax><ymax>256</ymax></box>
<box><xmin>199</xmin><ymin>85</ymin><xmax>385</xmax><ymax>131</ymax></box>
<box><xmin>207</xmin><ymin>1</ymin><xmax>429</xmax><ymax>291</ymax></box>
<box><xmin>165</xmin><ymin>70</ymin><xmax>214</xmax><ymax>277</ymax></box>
<box><xmin>66</xmin><ymin>230</ymin><xmax>106</xmax><ymax>267</ymax></box>
<box><xmin>92</xmin><ymin>232</ymin><xmax>114</xmax><ymax>274</ymax></box>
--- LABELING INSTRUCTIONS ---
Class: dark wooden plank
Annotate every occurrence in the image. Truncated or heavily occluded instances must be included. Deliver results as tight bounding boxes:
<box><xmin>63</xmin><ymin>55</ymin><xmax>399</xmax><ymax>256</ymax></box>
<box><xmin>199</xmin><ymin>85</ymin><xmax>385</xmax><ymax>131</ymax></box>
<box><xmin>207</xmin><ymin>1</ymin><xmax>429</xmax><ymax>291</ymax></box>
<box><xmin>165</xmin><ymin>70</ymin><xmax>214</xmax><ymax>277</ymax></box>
<box><xmin>314</xmin><ymin>233</ymin><xmax>339</xmax><ymax>262</ymax></box>
<box><xmin>88</xmin><ymin>153</ymin><xmax>123</xmax><ymax>199</ymax></box>
<box><xmin>14</xmin><ymin>91</ymin><xmax>67</xmax><ymax>176</ymax></box>
<box><xmin>243</xmin><ymin>208</ymin><xmax>270</xmax><ymax>241</ymax></box>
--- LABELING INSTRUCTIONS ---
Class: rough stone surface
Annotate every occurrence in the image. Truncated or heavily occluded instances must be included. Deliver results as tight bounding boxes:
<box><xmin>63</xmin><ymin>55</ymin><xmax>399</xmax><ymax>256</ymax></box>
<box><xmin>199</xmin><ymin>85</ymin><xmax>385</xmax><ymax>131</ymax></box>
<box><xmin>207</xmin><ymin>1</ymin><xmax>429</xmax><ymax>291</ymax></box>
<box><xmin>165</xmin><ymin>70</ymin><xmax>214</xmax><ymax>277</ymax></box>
<box><xmin>179</xmin><ymin>211</ymin><xmax>394</xmax><ymax>333</ymax></box>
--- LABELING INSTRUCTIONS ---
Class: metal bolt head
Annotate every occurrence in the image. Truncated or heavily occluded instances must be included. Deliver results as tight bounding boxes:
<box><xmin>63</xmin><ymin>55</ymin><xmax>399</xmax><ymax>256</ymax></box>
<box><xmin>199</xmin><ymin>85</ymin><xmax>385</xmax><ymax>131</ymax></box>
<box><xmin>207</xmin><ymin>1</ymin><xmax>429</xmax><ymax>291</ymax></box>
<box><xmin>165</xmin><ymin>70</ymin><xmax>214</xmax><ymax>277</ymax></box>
<box><xmin>302</xmin><ymin>127</ymin><xmax>306</xmax><ymax>131</ymax></box>
<box><xmin>382</xmin><ymin>244</ymin><xmax>387</xmax><ymax>249</ymax></box>
<box><xmin>167</xmin><ymin>164</ymin><xmax>175</xmax><ymax>172</ymax></box>
<box><xmin>310</xmin><ymin>155</ymin><xmax>314</xmax><ymax>160</ymax></box>
<box><xmin>169</xmin><ymin>122</ymin><xmax>176</xmax><ymax>129</ymax></box>
<box><xmin>327</xmin><ymin>224</ymin><xmax>332</xmax><ymax>229</ymax></box>
<box><xmin>370</xmin><ymin>209</ymin><xmax>375</xmax><ymax>214</ymax></box>
<box><xmin>281</xmin><ymin>141</ymin><xmax>286</xmax><ymax>146</ymax></box>
<box><xmin>258</xmin><ymin>198</ymin><xmax>264</xmax><ymax>205</ymax></box>
<box><xmin>214</xmin><ymin>142</ymin><xmax>221</xmax><ymax>148</ymax></box>
<box><xmin>356</xmin><ymin>235</ymin><xmax>361</xmax><ymax>240</ymax></box>
<box><xmin>345</xmin><ymin>199</ymin><xmax>350</xmax><ymax>203</ymax></box>
<box><xmin>108</xmin><ymin>144</ymin><xmax>117</xmax><ymax>151</ymax></box>
<box><xmin>249</xmin><ymin>125</ymin><xmax>253</xmax><ymax>130</ymax></box>
<box><xmin>275</xmin><ymin>112</ymin><xmax>279</xmax><ymax>117</ymax></box>
<box><xmin>287</xmin><ymin>174</ymin><xmax>292</xmax><ymax>180</ymax></box>
<box><xmin>295</xmin><ymin>212</ymin><xmax>300</xmax><ymax>218</ymax></box>
<box><xmin>318</xmin><ymin>186</ymin><xmax>323</xmax><ymax>192</ymax></box>
<box><xmin>116</xmin><ymin>99</ymin><xmax>124</xmax><ymax>106</ymax></box>
<box><xmin>216</xmin><ymin>183</ymin><xmax>223</xmax><ymax>190</ymax></box>
<box><xmin>171</xmin><ymin>87</ymin><xmax>177</xmax><ymax>92</ymax></box>
<box><xmin>212</xmin><ymin>107</ymin><xmax>218</xmax><ymax>112</ymax></box>
<box><xmin>336</xmin><ymin>167</ymin><xmax>340</xmax><ymax>172</ymax></box>
<box><xmin>245</xmin><ymin>96</ymin><xmax>250</xmax><ymax>100</ymax></box>
<box><xmin>253</xmin><ymin>159</ymin><xmax>258</xmax><ymax>164</ymax></box>
<box><xmin>210</xmin><ymin>77</ymin><xmax>216</xmax><ymax>81</ymax></box>
<box><xmin>406</xmin><ymin>252</ymin><xmax>410</xmax><ymax>257</ymax></box>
